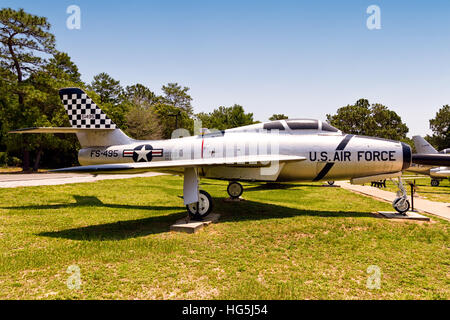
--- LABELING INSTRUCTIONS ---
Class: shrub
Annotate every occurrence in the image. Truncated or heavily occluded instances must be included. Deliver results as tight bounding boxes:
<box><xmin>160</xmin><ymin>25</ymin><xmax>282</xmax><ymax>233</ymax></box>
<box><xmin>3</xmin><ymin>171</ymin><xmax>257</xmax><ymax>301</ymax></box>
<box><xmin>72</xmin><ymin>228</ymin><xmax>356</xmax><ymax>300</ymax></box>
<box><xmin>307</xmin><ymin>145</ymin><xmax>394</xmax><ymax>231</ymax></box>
<box><xmin>8</xmin><ymin>156</ymin><xmax>22</xmax><ymax>167</ymax></box>
<box><xmin>0</xmin><ymin>152</ymin><xmax>8</xmax><ymax>167</ymax></box>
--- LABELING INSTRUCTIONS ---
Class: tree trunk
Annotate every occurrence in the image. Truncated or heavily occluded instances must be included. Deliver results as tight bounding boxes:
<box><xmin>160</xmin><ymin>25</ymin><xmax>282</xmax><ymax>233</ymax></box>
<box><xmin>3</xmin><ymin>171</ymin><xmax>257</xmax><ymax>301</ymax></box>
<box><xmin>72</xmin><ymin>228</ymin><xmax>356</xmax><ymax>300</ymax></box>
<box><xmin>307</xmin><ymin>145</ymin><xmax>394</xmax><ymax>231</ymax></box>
<box><xmin>8</xmin><ymin>37</ymin><xmax>27</xmax><ymax>167</ymax></box>
<box><xmin>33</xmin><ymin>147</ymin><xmax>43</xmax><ymax>172</ymax></box>
<box><xmin>22</xmin><ymin>149</ymin><xmax>30</xmax><ymax>172</ymax></box>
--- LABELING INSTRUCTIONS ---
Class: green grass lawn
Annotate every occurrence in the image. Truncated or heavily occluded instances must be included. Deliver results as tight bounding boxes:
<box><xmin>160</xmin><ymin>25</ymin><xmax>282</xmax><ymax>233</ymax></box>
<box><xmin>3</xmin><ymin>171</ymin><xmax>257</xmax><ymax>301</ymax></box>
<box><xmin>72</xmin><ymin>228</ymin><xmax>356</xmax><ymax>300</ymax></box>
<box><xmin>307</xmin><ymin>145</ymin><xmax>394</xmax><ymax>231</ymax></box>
<box><xmin>0</xmin><ymin>167</ymin><xmax>24</xmax><ymax>173</ymax></box>
<box><xmin>383</xmin><ymin>176</ymin><xmax>450</xmax><ymax>203</ymax></box>
<box><xmin>0</xmin><ymin>175</ymin><xmax>448</xmax><ymax>299</ymax></box>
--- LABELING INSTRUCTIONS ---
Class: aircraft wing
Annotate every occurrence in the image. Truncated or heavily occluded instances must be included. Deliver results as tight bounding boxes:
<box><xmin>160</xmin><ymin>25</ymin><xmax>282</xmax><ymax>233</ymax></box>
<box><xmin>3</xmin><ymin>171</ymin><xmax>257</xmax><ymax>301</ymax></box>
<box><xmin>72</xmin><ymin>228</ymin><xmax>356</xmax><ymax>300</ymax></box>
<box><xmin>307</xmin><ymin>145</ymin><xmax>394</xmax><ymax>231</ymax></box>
<box><xmin>50</xmin><ymin>155</ymin><xmax>306</xmax><ymax>174</ymax></box>
<box><xmin>10</xmin><ymin>127</ymin><xmax>115</xmax><ymax>133</ymax></box>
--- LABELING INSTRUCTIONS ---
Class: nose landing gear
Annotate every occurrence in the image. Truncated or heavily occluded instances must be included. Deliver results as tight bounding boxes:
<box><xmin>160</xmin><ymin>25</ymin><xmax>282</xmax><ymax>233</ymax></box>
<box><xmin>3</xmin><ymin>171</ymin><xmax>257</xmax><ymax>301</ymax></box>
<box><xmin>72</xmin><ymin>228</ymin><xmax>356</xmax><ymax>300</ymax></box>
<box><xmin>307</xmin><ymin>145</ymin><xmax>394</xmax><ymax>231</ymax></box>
<box><xmin>391</xmin><ymin>177</ymin><xmax>410</xmax><ymax>215</ymax></box>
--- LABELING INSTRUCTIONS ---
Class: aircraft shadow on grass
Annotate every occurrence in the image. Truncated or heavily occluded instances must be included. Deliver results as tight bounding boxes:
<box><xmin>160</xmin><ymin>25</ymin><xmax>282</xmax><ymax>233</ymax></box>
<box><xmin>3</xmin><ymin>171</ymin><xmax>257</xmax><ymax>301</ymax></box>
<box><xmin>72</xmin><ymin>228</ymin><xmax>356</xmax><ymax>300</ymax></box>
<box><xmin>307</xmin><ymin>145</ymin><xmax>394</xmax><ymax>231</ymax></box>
<box><xmin>3</xmin><ymin>195</ymin><xmax>184</xmax><ymax>211</ymax></box>
<box><xmin>8</xmin><ymin>195</ymin><xmax>376</xmax><ymax>241</ymax></box>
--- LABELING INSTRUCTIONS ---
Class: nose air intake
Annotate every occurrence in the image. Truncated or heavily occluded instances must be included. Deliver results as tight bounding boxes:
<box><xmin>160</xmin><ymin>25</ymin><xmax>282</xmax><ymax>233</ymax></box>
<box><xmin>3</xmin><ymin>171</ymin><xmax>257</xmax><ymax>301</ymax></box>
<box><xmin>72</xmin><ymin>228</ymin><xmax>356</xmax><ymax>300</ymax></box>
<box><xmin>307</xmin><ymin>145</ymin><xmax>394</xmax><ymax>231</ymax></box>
<box><xmin>401</xmin><ymin>142</ymin><xmax>412</xmax><ymax>171</ymax></box>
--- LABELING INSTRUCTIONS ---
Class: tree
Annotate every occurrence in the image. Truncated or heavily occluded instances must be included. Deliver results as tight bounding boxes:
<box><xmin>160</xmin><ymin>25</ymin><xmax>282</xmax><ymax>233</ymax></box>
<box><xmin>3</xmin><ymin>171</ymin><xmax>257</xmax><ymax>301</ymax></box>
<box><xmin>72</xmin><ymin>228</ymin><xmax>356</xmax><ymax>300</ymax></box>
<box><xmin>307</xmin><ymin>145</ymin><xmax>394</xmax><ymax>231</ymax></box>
<box><xmin>269</xmin><ymin>114</ymin><xmax>288</xmax><ymax>121</ymax></box>
<box><xmin>125</xmin><ymin>106</ymin><xmax>162</xmax><ymax>140</ymax></box>
<box><xmin>45</xmin><ymin>52</ymin><xmax>81</xmax><ymax>84</ymax></box>
<box><xmin>22</xmin><ymin>52</ymin><xmax>84</xmax><ymax>170</ymax></box>
<box><xmin>196</xmin><ymin>105</ymin><xmax>255</xmax><ymax>130</ymax></box>
<box><xmin>154</xmin><ymin>103</ymin><xmax>193</xmax><ymax>139</ymax></box>
<box><xmin>121</xmin><ymin>83</ymin><xmax>163</xmax><ymax>140</ymax></box>
<box><xmin>425</xmin><ymin>105</ymin><xmax>449</xmax><ymax>151</ymax></box>
<box><xmin>0</xmin><ymin>8</ymin><xmax>56</xmax><ymax>170</ymax></box>
<box><xmin>162</xmin><ymin>83</ymin><xmax>193</xmax><ymax>115</ymax></box>
<box><xmin>0</xmin><ymin>70</ymin><xmax>17</xmax><ymax>154</ymax></box>
<box><xmin>123</xmin><ymin>83</ymin><xmax>159</xmax><ymax>107</ymax></box>
<box><xmin>326</xmin><ymin>99</ymin><xmax>409</xmax><ymax>141</ymax></box>
<box><xmin>89</xmin><ymin>72</ymin><xmax>122</xmax><ymax>104</ymax></box>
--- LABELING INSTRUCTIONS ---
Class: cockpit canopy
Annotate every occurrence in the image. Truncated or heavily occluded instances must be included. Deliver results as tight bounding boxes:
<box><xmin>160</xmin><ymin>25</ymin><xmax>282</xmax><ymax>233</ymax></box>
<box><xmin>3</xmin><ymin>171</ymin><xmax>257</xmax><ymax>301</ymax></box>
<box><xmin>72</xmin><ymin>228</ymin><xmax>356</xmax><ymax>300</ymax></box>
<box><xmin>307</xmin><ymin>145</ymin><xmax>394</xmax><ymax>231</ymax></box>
<box><xmin>225</xmin><ymin>119</ymin><xmax>341</xmax><ymax>135</ymax></box>
<box><xmin>264</xmin><ymin>119</ymin><xmax>339</xmax><ymax>132</ymax></box>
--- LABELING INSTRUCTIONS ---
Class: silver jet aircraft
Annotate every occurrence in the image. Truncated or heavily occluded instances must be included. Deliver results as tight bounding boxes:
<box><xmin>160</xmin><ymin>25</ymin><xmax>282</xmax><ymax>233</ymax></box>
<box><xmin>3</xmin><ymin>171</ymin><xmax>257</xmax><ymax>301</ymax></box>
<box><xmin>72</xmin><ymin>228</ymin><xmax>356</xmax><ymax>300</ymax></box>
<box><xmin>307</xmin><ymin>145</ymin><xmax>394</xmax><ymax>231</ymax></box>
<box><xmin>11</xmin><ymin>88</ymin><xmax>413</xmax><ymax>218</ymax></box>
<box><xmin>410</xmin><ymin>136</ymin><xmax>450</xmax><ymax>186</ymax></box>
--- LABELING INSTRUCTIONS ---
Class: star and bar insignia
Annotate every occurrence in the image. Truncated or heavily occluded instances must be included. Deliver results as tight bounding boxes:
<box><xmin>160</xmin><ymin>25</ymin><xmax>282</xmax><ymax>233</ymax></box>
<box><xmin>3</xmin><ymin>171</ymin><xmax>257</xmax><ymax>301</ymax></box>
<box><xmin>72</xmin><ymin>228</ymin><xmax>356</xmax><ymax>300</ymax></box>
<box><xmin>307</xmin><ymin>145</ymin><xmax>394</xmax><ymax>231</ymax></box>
<box><xmin>123</xmin><ymin>145</ymin><xmax>163</xmax><ymax>162</ymax></box>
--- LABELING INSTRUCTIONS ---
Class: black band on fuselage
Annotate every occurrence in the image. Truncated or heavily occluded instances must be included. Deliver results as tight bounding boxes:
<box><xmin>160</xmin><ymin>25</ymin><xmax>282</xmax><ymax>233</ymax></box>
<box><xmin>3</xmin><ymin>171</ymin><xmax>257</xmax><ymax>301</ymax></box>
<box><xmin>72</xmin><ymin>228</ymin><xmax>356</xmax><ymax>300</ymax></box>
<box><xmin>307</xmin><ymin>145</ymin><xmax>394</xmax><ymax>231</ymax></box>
<box><xmin>336</xmin><ymin>134</ymin><xmax>354</xmax><ymax>150</ymax></box>
<box><xmin>401</xmin><ymin>142</ymin><xmax>412</xmax><ymax>170</ymax></box>
<box><xmin>313</xmin><ymin>162</ymin><xmax>335</xmax><ymax>181</ymax></box>
<box><xmin>312</xmin><ymin>134</ymin><xmax>354</xmax><ymax>181</ymax></box>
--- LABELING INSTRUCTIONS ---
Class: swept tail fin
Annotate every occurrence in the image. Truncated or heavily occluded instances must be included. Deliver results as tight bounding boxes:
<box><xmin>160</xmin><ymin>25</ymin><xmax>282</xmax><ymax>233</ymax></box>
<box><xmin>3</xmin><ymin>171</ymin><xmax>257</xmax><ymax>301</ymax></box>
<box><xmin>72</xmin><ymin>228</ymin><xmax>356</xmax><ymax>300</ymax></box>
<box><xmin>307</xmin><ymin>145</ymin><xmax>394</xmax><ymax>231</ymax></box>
<box><xmin>412</xmin><ymin>135</ymin><xmax>438</xmax><ymax>154</ymax></box>
<box><xmin>59</xmin><ymin>88</ymin><xmax>116</xmax><ymax>129</ymax></box>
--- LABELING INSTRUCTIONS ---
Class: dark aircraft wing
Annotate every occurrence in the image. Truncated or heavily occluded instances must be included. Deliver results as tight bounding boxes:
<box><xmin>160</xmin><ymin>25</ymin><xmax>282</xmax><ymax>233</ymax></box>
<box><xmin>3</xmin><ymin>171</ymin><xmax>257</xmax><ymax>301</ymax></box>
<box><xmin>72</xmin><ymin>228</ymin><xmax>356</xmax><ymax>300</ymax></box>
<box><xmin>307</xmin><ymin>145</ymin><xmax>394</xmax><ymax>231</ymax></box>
<box><xmin>412</xmin><ymin>154</ymin><xmax>450</xmax><ymax>166</ymax></box>
<box><xmin>9</xmin><ymin>127</ymin><xmax>115</xmax><ymax>133</ymax></box>
<box><xmin>50</xmin><ymin>155</ymin><xmax>306</xmax><ymax>174</ymax></box>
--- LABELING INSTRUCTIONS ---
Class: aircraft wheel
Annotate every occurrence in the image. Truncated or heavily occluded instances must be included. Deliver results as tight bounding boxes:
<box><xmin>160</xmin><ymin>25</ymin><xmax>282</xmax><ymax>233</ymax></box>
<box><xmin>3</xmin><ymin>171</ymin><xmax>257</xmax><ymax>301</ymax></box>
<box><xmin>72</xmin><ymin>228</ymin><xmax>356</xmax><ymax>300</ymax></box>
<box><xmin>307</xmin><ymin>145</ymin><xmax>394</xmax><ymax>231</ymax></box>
<box><xmin>327</xmin><ymin>181</ymin><xmax>335</xmax><ymax>186</ymax></box>
<box><xmin>431</xmin><ymin>179</ymin><xmax>440</xmax><ymax>187</ymax></box>
<box><xmin>186</xmin><ymin>190</ymin><xmax>213</xmax><ymax>219</ymax></box>
<box><xmin>227</xmin><ymin>181</ymin><xmax>244</xmax><ymax>199</ymax></box>
<box><xmin>392</xmin><ymin>197</ymin><xmax>410</xmax><ymax>215</ymax></box>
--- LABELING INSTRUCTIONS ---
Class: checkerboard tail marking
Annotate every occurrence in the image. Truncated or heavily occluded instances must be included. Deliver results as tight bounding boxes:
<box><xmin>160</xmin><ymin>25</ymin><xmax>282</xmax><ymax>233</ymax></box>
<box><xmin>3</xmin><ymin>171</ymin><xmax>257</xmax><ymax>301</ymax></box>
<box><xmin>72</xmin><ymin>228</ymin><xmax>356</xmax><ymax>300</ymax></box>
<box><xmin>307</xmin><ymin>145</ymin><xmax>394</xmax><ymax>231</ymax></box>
<box><xmin>59</xmin><ymin>88</ymin><xmax>117</xmax><ymax>129</ymax></box>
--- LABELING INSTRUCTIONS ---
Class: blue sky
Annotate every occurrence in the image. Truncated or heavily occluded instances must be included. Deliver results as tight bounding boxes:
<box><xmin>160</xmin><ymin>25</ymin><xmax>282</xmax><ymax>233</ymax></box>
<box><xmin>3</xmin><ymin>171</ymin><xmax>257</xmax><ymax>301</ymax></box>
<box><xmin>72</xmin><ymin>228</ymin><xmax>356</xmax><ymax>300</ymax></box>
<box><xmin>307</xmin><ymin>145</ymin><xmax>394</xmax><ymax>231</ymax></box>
<box><xmin>3</xmin><ymin>0</ymin><xmax>450</xmax><ymax>136</ymax></box>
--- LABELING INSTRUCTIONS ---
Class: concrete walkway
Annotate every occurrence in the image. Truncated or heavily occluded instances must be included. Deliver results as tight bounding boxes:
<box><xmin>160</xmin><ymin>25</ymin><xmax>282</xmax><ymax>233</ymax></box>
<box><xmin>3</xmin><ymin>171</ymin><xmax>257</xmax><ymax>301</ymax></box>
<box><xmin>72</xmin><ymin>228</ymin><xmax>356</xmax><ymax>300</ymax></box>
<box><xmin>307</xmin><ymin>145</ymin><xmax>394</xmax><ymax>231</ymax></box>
<box><xmin>339</xmin><ymin>181</ymin><xmax>450</xmax><ymax>221</ymax></box>
<box><xmin>0</xmin><ymin>172</ymin><xmax>165</xmax><ymax>188</ymax></box>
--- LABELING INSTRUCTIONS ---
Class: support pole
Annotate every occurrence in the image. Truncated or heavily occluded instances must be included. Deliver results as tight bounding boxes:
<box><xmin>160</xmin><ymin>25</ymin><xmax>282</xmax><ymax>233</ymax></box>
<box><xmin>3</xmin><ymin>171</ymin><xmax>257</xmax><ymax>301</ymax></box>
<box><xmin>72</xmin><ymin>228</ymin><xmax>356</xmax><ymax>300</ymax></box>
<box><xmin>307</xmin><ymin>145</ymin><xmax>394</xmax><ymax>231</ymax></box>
<box><xmin>411</xmin><ymin>180</ymin><xmax>415</xmax><ymax>212</ymax></box>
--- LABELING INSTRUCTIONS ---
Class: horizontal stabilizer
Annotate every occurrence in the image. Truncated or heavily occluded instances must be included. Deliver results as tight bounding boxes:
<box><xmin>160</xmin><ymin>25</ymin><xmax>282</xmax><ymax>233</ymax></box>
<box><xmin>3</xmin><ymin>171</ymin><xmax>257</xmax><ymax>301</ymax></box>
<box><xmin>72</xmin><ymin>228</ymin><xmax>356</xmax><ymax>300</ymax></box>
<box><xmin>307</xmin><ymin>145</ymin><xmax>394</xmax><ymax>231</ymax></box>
<box><xmin>51</xmin><ymin>155</ymin><xmax>306</xmax><ymax>174</ymax></box>
<box><xmin>9</xmin><ymin>127</ymin><xmax>115</xmax><ymax>134</ymax></box>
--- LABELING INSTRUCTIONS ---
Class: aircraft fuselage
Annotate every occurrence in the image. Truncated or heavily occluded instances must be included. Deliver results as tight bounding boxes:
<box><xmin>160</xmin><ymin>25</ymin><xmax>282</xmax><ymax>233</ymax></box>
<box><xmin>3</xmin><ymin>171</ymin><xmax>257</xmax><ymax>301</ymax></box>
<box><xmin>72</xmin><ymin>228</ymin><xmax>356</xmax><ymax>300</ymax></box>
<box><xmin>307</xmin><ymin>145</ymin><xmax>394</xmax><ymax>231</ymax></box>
<box><xmin>78</xmin><ymin>131</ymin><xmax>410</xmax><ymax>182</ymax></box>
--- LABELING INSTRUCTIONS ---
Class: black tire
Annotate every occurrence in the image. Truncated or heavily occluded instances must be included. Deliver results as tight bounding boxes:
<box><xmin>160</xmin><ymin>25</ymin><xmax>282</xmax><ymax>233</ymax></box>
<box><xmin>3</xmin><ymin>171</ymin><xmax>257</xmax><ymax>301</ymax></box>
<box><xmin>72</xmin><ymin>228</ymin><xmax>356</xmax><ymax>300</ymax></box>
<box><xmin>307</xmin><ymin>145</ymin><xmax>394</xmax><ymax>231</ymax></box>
<box><xmin>431</xmin><ymin>179</ymin><xmax>440</xmax><ymax>187</ymax></box>
<box><xmin>227</xmin><ymin>181</ymin><xmax>244</xmax><ymax>199</ymax></box>
<box><xmin>393</xmin><ymin>197</ymin><xmax>410</xmax><ymax>214</ymax></box>
<box><xmin>186</xmin><ymin>190</ymin><xmax>213</xmax><ymax>219</ymax></box>
<box><xmin>327</xmin><ymin>181</ymin><xmax>335</xmax><ymax>186</ymax></box>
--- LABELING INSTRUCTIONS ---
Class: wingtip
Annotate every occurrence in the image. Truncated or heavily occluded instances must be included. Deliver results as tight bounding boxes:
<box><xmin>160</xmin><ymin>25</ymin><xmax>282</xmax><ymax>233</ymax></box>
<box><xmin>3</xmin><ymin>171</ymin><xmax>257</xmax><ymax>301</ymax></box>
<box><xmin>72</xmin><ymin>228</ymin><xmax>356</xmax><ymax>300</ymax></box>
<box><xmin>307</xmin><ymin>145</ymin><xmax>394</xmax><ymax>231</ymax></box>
<box><xmin>8</xmin><ymin>127</ymin><xmax>38</xmax><ymax>134</ymax></box>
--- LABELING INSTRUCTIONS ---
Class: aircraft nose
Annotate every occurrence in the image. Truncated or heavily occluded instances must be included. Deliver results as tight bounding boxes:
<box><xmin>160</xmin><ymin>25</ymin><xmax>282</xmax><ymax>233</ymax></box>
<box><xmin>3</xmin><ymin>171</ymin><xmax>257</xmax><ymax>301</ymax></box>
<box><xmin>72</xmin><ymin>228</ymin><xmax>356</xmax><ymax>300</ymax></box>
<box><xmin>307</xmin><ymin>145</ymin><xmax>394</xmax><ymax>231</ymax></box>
<box><xmin>401</xmin><ymin>142</ymin><xmax>412</xmax><ymax>170</ymax></box>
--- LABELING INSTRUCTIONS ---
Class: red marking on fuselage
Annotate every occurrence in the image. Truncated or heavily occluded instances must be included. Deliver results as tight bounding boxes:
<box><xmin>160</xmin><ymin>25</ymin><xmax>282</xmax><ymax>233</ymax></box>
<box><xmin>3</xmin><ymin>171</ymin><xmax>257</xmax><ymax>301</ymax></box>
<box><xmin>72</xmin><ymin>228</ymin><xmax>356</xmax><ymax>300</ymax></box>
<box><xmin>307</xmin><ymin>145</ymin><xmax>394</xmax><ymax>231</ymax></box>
<box><xmin>201</xmin><ymin>138</ymin><xmax>204</xmax><ymax>159</ymax></box>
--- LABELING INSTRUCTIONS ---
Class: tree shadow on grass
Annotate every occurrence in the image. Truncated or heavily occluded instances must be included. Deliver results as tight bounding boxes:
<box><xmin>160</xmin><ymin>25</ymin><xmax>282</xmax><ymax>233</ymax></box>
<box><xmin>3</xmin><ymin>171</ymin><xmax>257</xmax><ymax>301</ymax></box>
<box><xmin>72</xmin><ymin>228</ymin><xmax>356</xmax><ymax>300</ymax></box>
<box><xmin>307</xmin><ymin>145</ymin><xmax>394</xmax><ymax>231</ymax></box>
<box><xmin>2</xmin><ymin>195</ymin><xmax>184</xmax><ymax>212</ymax></box>
<box><xmin>36</xmin><ymin>196</ymin><xmax>374</xmax><ymax>241</ymax></box>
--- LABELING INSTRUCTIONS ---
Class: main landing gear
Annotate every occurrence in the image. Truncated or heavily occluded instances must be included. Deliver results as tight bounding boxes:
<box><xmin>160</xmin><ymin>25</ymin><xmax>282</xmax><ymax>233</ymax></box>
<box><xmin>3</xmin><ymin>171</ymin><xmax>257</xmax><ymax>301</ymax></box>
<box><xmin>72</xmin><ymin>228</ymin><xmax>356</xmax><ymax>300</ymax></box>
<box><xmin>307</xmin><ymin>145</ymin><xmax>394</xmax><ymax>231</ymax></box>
<box><xmin>185</xmin><ymin>182</ymin><xmax>244</xmax><ymax>220</ymax></box>
<box><xmin>186</xmin><ymin>190</ymin><xmax>214</xmax><ymax>220</ymax></box>
<box><xmin>183</xmin><ymin>171</ymin><xmax>245</xmax><ymax>220</ymax></box>
<box><xmin>431</xmin><ymin>179</ymin><xmax>440</xmax><ymax>187</ymax></box>
<box><xmin>183</xmin><ymin>168</ymin><xmax>213</xmax><ymax>220</ymax></box>
<box><xmin>227</xmin><ymin>181</ymin><xmax>244</xmax><ymax>199</ymax></box>
<box><xmin>391</xmin><ymin>177</ymin><xmax>410</xmax><ymax>215</ymax></box>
